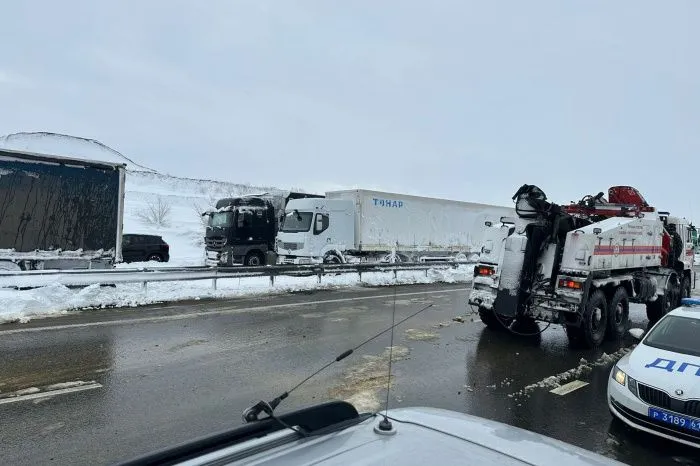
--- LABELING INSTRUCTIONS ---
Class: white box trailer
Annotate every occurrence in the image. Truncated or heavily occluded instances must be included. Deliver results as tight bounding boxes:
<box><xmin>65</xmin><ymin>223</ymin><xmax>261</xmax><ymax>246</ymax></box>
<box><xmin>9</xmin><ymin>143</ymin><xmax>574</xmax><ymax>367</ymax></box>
<box><xmin>276</xmin><ymin>189</ymin><xmax>514</xmax><ymax>264</ymax></box>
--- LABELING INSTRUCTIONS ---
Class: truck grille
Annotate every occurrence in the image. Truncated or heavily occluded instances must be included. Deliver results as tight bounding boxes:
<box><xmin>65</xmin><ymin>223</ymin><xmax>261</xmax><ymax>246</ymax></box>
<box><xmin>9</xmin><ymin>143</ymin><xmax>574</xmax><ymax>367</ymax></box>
<box><xmin>638</xmin><ymin>383</ymin><xmax>700</xmax><ymax>417</ymax></box>
<box><xmin>686</xmin><ymin>400</ymin><xmax>700</xmax><ymax>417</ymax></box>
<box><xmin>280</xmin><ymin>242</ymin><xmax>303</xmax><ymax>251</ymax></box>
<box><xmin>205</xmin><ymin>237</ymin><xmax>227</xmax><ymax>249</ymax></box>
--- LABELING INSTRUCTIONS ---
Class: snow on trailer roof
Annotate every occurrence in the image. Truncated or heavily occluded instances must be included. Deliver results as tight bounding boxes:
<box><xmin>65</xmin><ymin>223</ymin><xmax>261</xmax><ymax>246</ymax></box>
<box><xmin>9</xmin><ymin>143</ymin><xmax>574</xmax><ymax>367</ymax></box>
<box><xmin>327</xmin><ymin>188</ymin><xmax>512</xmax><ymax>210</ymax></box>
<box><xmin>0</xmin><ymin>147</ymin><xmax>126</xmax><ymax>171</ymax></box>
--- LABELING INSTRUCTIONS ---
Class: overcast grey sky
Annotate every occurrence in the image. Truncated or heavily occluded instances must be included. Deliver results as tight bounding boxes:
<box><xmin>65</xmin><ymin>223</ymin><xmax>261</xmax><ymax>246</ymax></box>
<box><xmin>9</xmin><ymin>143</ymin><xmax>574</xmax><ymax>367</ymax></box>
<box><xmin>2</xmin><ymin>1</ymin><xmax>698</xmax><ymax>218</ymax></box>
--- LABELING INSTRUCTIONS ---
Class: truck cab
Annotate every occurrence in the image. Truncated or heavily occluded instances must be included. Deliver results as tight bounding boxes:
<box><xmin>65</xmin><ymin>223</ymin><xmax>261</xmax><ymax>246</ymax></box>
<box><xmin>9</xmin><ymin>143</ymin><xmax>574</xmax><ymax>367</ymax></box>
<box><xmin>204</xmin><ymin>192</ymin><xmax>324</xmax><ymax>266</ymax></box>
<box><xmin>276</xmin><ymin>199</ymin><xmax>354</xmax><ymax>264</ymax></box>
<box><xmin>204</xmin><ymin>196</ymin><xmax>277</xmax><ymax>266</ymax></box>
<box><xmin>662</xmin><ymin>215</ymin><xmax>695</xmax><ymax>297</ymax></box>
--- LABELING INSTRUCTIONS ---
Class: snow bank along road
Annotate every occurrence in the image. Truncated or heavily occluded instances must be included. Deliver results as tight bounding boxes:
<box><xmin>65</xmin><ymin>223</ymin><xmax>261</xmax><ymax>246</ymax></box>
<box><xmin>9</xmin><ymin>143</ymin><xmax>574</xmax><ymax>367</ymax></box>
<box><xmin>0</xmin><ymin>283</ymin><xmax>697</xmax><ymax>466</ymax></box>
<box><xmin>0</xmin><ymin>265</ymin><xmax>472</xmax><ymax>324</ymax></box>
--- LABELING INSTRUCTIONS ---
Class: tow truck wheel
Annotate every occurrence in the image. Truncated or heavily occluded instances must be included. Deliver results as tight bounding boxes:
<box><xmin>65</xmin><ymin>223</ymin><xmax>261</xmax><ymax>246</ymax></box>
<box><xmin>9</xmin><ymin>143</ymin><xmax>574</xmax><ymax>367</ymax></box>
<box><xmin>605</xmin><ymin>287</ymin><xmax>629</xmax><ymax>340</ymax></box>
<box><xmin>564</xmin><ymin>325</ymin><xmax>584</xmax><ymax>348</ymax></box>
<box><xmin>681</xmin><ymin>276</ymin><xmax>691</xmax><ymax>300</ymax></box>
<box><xmin>645</xmin><ymin>297</ymin><xmax>664</xmax><ymax>323</ymax></box>
<box><xmin>478</xmin><ymin>307</ymin><xmax>512</xmax><ymax>331</ymax></box>
<box><xmin>579</xmin><ymin>289</ymin><xmax>608</xmax><ymax>348</ymax></box>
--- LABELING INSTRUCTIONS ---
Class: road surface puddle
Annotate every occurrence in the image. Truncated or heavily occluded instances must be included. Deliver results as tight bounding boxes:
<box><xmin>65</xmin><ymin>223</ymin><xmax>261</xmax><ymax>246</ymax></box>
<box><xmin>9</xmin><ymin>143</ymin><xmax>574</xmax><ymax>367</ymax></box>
<box><xmin>328</xmin><ymin>345</ymin><xmax>409</xmax><ymax>412</ymax></box>
<box><xmin>168</xmin><ymin>339</ymin><xmax>208</xmax><ymax>352</ymax></box>
<box><xmin>329</xmin><ymin>306</ymin><xmax>368</xmax><ymax>316</ymax></box>
<box><xmin>405</xmin><ymin>328</ymin><xmax>439</xmax><ymax>341</ymax></box>
<box><xmin>383</xmin><ymin>298</ymin><xmax>431</xmax><ymax>307</ymax></box>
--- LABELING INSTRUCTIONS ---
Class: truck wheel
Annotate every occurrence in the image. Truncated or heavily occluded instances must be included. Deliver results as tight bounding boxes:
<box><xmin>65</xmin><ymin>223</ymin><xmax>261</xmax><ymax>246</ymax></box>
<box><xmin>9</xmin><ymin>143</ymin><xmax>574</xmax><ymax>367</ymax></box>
<box><xmin>381</xmin><ymin>253</ymin><xmax>402</xmax><ymax>263</ymax></box>
<box><xmin>245</xmin><ymin>252</ymin><xmax>265</xmax><ymax>266</ymax></box>
<box><xmin>580</xmin><ymin>289</ymin><xmax>608</xmax><ymax>348</ymax></box>
<box><xmin>682</xmin><ymin>275</ymin><xmax>691</xmax><ymax>300</ymax></box>
<box><xmin>147</xmin><ymin>254</ymin><xmax>162</xmax><ymax>262</ymax></box>
<box><xmin>646</xmin><ymin>297</ymin><xmax>664</xmax><ymax>323</ymax></box>
<box><xmin>565</xmin><ymin>324</ymin><xmax>584</xmax><ymax>348</ymax></box>
<box><xmin>606</xmin><ymin>287</ymin><xmax>629</xmax><ymax>340</ymax></box>
<box><xmin>324</xmin><ymin>254</ymin><xmax>342</xmax><ymax>264</ymax></box>
<box><xmin>478</xmin><ymin>307</ymin><xmax>512</xmax><ymax>331</ymax></box>
<box><xmin>647</xmin><ymin>275</ymin><xmax>682</xmax><ymax>323</ymax></box>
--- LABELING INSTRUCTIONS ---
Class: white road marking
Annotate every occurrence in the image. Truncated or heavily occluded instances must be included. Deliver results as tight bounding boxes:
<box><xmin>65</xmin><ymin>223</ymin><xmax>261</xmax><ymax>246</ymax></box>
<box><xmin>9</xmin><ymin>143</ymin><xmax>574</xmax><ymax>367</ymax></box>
<box><xmin>549</xmin><ymin>380</ymin><xmax>589</xmax><ymax>396</ymax></box>
<box><xmin>0</xmin><ymin>383</ymin><xmax>102</xmax><ymax>405</ymax></box>
<box><xmin>0</xmin><ymin>287</ymin><xmax>464</xmax><ymax>335</ymax></box>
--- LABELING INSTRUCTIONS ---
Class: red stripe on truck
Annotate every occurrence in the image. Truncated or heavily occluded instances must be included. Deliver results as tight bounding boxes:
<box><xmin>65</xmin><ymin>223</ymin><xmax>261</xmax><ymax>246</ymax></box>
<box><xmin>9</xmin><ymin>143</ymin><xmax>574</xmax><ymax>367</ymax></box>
<box><xmin>593</xmin><ymin>245</ymin><xmax>661</xmax><ymax>256</ymax></box>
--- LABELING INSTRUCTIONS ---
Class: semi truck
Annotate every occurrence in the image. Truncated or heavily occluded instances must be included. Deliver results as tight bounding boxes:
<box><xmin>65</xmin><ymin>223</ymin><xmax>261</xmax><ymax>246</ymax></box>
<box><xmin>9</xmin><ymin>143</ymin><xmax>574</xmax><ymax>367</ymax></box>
<box><xmin>275</xmin><ymin>189</ymin><xmax>515</xmax><ymax>265</ymax></box>
<box><xmin>0</xmin><ymin>148</ymin><xmax>126</xmax><ymax>271</ymax></box>
<box><xmin>468</xmin><ymin>185</ymin><xmax>695</xmax><ymax>349</ymax></box>
<box><xmin>203</xmin><ymin>192</ymin><xmax>324</xmax><ymax>266</ymax></box>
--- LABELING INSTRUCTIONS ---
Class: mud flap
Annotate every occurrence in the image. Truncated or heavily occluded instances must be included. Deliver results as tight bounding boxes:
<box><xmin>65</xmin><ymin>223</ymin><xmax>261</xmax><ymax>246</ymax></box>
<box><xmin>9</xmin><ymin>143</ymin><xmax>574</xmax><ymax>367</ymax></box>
<box><xmin>494</xmin><ymin>289</ymin><xmax>519</xmax><ymax>317</ymax></box>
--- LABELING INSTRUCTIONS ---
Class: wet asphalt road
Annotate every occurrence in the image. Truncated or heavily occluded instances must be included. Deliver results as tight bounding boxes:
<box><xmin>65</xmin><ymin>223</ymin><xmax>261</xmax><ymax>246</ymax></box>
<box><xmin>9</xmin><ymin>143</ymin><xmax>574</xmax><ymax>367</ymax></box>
<box><xmin>1</xmin><ymin>283</ymin><xmax>699</xmax><ymax>466</ymax></box>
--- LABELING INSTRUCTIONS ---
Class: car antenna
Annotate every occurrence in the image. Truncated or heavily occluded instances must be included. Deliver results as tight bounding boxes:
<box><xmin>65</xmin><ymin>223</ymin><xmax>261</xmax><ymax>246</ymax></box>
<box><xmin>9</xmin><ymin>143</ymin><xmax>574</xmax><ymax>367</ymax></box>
<box><xmin>242</xmin><ymin>293</ymin><xmax>433</xmax><ymax>431</ymax></box>
<box><xmin>376</xmin><ymin>266</ymin><xmax>399</xmax><ymax>433</ymax></box>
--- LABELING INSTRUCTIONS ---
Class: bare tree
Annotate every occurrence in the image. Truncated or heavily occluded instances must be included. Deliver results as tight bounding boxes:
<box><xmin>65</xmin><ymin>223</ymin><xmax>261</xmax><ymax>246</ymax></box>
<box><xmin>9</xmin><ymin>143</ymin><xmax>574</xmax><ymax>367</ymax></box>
<box><xmin>191</xmin><ymin>200</ymin><xmax>212</xmax><ymax>227</ymax></box>
<box><xmin>136</xmin><ymin>196</ymin><xmax>172</xmax><ymax>227</ymax></box>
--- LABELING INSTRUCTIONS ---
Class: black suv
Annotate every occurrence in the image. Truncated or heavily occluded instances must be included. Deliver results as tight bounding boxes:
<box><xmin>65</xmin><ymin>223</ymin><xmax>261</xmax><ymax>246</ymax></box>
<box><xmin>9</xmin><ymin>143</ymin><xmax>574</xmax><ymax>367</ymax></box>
<box><xmin>122</xmin><ymin>234</ymin><xmax>170</xmax><ymax>263</ymax></box>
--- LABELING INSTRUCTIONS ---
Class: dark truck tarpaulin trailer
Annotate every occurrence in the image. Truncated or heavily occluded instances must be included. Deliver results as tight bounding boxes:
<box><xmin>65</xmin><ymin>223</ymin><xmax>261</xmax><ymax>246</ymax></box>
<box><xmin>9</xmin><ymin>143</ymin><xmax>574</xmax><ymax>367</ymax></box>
<box><xmin>0</xmin><ymin>148</ymin><xmax>126</xmax><ymax>271</ymax></box>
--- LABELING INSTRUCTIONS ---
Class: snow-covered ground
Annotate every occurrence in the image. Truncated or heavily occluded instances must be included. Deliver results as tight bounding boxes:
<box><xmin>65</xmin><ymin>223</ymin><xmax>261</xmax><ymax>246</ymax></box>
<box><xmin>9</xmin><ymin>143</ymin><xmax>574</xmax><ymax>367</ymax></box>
<box><xmin>0</xmin><ymin>266</ymin><xmax>473</xmax><ymax>324</ymax></box>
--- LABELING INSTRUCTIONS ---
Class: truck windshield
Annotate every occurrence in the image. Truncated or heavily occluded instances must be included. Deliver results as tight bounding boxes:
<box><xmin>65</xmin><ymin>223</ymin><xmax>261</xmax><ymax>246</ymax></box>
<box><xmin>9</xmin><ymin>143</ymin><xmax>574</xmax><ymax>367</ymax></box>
<box><xmin>209</xmin><ymin>212</ymin><xmax>234</xmax><ymax>228</ymax></box>
<box><xmin>281</xmin><ymin>211</ymin><xmax>313</xmax><ymax>232</ymax></box>
<box><xmin>643</xmin><ymin>315</ymin><xmax>700</xmax><ymax>357</ymax></box>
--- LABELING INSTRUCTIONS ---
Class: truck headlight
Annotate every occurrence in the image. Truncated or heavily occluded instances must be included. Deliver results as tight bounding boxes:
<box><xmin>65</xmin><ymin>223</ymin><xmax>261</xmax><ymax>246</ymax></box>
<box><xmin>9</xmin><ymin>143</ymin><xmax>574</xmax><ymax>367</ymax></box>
<box><xmin>613</xmin><ymin>366</ymin><xmax>626</xmax><ymax>385</ymax></box>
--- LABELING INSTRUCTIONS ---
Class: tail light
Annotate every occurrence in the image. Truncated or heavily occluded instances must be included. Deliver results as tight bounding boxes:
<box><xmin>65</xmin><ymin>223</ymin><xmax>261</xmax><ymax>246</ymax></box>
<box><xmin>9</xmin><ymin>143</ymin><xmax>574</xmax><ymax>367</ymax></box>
<box><xmin>558</xmin><ymin>278</ymin><xmax>582</xmax><ymax>290</ymax></box>
<box><xmin>474</xmin><ymin>265</ymin><xmax>495</xmax><ymax>277</ymax></box>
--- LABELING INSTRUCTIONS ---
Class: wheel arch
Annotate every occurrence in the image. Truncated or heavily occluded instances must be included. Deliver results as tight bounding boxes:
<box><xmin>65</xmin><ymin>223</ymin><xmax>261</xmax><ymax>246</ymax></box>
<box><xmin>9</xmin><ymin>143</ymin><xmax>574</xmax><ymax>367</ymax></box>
<box><xmin>321</xmin><ymin>248</ymin><xmax>346</xmax><ymax>263</ymax></box>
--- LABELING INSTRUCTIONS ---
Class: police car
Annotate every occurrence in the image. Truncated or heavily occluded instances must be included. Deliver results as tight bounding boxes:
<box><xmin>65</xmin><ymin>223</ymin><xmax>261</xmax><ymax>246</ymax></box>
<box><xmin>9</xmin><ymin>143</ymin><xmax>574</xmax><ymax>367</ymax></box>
<box><xmin>608</xmin><ymin>297</ymin><xmax>700</xmax><ymax>448</ymax></box>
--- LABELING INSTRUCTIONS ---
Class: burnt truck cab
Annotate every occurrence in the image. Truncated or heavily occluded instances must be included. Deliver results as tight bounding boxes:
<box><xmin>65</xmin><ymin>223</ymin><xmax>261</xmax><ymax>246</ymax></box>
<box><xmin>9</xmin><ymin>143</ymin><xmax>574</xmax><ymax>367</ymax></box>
<box><xmin>204</xmin><ymin>196</ymin><xmax>276</xmax><ymax>266</ymax></box>
<box><xmin>203</xmin><ymin>192</ymin><xmax>323</xmax><ymax>267</ymax></box>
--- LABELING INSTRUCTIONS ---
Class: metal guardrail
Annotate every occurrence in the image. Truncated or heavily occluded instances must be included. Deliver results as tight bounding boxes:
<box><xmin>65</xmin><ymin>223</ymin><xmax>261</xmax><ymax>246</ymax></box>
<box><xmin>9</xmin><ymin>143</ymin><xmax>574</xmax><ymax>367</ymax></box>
<box><xmin>0</xmin><ymin>262</ymin><xmax>473</xmax><ymax>290</ymax></box>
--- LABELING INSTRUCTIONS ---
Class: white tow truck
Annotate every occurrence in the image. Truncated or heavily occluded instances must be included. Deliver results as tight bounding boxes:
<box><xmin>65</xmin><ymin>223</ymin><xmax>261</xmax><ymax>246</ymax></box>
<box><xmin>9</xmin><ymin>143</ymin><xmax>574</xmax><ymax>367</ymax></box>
<box><xmin>468</xmin><ymin>185</ymin><xmax>695</xmax><ymax>348</ymax></box>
